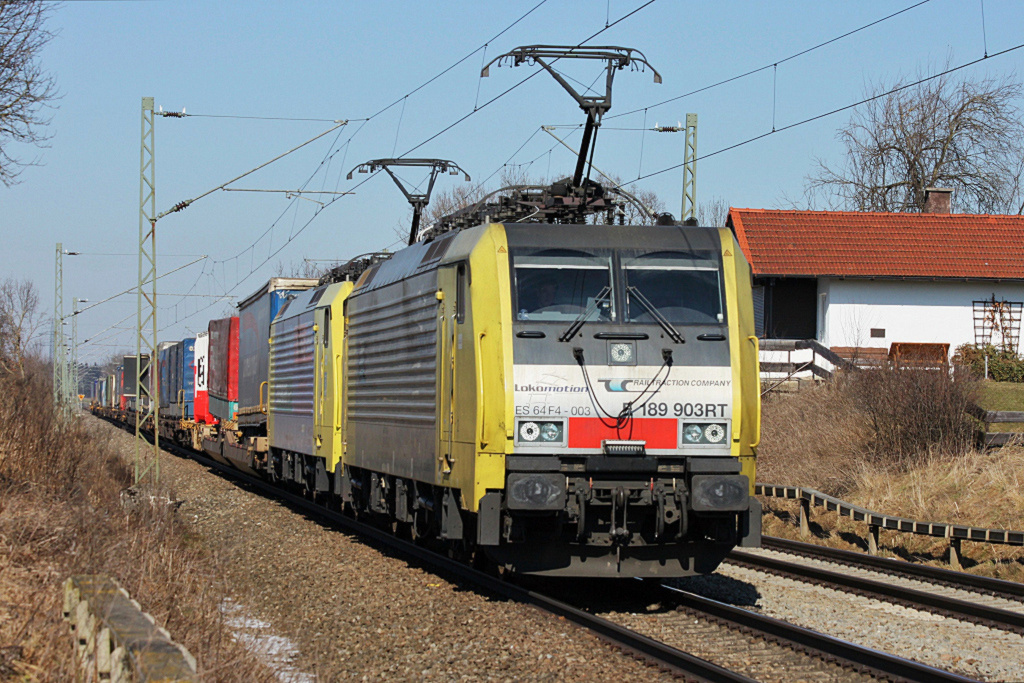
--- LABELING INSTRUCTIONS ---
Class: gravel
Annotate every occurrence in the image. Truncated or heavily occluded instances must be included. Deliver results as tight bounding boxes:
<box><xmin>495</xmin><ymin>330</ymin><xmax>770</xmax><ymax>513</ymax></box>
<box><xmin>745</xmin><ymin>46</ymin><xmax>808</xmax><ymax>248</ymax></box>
<box><xmin>95</xmin><ymin>419</ymin><xmax>674</xmax><ymax>681</ymax></box>
<box><xmin>678</xmin><ymin>555</ymin><xmax>1024</xmax><ymax>682</ymax></box>
<box><xmin>100</xmin><ymin>416</ymin><xmax>1024</xmax><ymax>682</ymax></box>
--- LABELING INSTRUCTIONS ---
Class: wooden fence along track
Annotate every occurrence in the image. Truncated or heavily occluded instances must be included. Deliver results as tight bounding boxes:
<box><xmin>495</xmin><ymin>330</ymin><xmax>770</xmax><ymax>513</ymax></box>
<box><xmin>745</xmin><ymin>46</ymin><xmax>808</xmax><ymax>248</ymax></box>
<box><xmin>967</xmin><ymin>402</ymin><xmax>1024</xmax><ymax>447</ymax></box>
<box><xmin>758</xmin><ymin>339</ymin><xmax>850</xmax><ymax>387</ymax></box>
<box><xmin>756</xmin><ymin>484</ymin><xmax>1024</xmax><ymax>570</ymax></box>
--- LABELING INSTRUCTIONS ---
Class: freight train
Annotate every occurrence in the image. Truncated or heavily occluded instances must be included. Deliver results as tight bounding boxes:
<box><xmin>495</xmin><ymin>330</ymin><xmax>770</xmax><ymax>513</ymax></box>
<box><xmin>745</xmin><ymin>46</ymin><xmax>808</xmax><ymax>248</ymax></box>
<box><xmin>93</xmin><ymin>44</ymin><xmax>760</xmax><ymax>576</ymax></box>
<box><xmin>93</xmin><ymin>183</ymin><xmax>761</xmax><ymax>577</ymax></box>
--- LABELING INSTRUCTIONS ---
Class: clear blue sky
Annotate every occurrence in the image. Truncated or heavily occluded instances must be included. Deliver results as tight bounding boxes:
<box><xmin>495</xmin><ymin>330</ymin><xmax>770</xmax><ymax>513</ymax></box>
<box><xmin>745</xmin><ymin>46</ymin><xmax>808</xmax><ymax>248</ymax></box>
<box><xmin>2</xmin><ymin>0</ymin><xmax>1022</xmax><ymax>365</ymax></box>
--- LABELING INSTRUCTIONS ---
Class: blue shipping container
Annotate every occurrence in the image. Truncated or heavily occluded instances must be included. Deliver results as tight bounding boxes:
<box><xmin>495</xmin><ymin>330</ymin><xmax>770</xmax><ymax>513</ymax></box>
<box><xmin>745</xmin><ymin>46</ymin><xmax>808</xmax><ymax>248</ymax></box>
<box><xmin>180</xmin><ymin>338</ymin><xmax>196</xmax><ymax>418</ymax></box>
<box><xmin>237</xmin><ymin>278</ymin><xmax>318</xmax><ymax>426</ymax></box>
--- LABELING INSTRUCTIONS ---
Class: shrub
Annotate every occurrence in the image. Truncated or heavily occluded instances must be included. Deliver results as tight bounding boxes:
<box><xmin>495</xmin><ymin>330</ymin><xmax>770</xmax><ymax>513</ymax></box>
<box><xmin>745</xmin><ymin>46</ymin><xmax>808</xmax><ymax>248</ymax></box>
<box><xmin>0</xmin><ymin>280</ymin><xmax>271</xmax><ymax>681</ymax></box>
<box><xmin>843</xmin><ymin>367</ymin><xmax>977</xmax><ymax>468</ymax></box>
<box><xmin>759</xmin><ymin>367</ymin><xmax>978</xmax><ymax>490</ymax></box>
<box><xmin>953</xmin><ymin>343</ymin><xmax>1024</xmax><ymax>382</ymax></box>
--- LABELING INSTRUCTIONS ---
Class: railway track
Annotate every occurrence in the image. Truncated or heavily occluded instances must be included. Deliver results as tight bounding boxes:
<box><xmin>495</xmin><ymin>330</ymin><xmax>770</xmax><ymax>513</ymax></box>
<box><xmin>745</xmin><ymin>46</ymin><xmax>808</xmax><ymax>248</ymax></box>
<box><xmin>562</xmin><ymin>577</ymin><xmax>978</xmax><ymax>682</ymax></box>
<box><xmin>728</xmin><ymin>537</ymin><xmax>1024</xmax><ymax>635</ymax></box>
<box><xmin>108</xmin><ymin>418</ymin><xmax>977</xmax><ymax>682</ymax></box>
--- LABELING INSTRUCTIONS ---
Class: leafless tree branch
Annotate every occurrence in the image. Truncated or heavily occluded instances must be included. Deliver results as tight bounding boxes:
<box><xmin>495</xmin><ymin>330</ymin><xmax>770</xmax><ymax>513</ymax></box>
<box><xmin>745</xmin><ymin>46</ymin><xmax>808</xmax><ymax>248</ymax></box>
<box><xmin>0</xmin><ymin>278</ymin><xmax>43</xmax><ymax>380</ymax></box>
<box><xmin>806</xmin><ymin>61</ymin><xmax>1024</xmax><ymax>213</ymax></box>
<box><xmin>0</xmin><ymin>0</ymin><xmax>58</xmax><ymax>186</ymax></box>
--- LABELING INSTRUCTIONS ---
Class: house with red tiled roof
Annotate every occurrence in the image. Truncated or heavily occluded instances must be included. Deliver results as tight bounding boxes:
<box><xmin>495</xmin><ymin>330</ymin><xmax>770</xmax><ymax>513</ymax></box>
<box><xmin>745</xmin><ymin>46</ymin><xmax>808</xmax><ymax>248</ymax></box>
<box><xmin>727</xmin><ymin>190</ymin><xmax>1024</xmax><ymax>355</ymax></box>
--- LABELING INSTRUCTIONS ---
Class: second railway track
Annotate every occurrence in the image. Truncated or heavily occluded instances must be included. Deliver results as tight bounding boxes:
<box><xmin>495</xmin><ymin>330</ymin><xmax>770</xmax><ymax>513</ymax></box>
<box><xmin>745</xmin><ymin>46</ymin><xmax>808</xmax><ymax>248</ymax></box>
<box><xmin>728</xmin><ymin>537</ymin><xmax>1024</xmax><ymax>635</ymax></box>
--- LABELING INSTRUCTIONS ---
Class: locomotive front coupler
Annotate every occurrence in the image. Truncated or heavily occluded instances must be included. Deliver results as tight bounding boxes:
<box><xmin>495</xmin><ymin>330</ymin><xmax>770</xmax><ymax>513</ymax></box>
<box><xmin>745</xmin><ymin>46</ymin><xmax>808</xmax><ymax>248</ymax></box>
<box><xmin>608</xmin><ymin>486</ymin><xmax>632</xmax><ymax>546</ymax></box>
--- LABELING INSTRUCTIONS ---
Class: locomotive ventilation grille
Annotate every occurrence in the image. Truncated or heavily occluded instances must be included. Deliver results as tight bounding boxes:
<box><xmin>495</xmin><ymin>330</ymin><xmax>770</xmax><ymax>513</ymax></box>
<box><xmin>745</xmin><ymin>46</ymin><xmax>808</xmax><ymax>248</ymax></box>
<box><xmin>347</xmin><ymin>277</ymin><xmax>438</xmax><ymax>427</ymax></box>
<box><xmin>269</xmin><ymin>314</ymin><xmax>316</xmax><ymax>415</ymax></box>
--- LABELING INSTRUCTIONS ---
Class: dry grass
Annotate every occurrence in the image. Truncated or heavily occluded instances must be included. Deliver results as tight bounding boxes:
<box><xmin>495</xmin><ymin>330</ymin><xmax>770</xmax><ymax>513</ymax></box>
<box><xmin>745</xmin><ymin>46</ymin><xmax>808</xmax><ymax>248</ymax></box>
<box><xmin>0</xmin><ymin>361</ymin><xmax>273</xmax><ymax>681</ymax></box>
<box><xmin>759</xmin><ymin>373</ymin><xmax>1024</xmax><ymax>582</ymax></box>
<box><xmin>757</xmin><ymin>380</ymin><xmax>870</xmax><ymax>496</ymax></box>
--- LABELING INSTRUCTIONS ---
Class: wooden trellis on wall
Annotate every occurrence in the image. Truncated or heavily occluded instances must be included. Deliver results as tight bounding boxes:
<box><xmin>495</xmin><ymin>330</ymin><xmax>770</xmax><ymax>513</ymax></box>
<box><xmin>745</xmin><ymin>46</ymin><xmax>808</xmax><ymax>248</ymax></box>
<box><xmin>973</xmin><ymin>295</ymin><xmax>1022</xmax><ymax>351</ymax></box>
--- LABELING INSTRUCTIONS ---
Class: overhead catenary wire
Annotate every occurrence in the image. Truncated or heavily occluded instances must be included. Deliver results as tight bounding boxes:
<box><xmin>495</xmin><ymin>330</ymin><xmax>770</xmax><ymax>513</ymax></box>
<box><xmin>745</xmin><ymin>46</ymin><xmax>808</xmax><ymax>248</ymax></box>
<box><xmin>150</xmin><ymin>1</ymin><xmax>659</xmax><ymax>337</ymax></box>
<box><xmin>74</xmin><ymin>256</ymin><xmax>207</xmax><ymax>317</ymax></box>
<box><xmin>174</xmin><ymin>113</ymin><xmax>364</xmax><ymax>123</ymax></box>
<box><xmin>163</xmin><ymin>0</ymin><xmax>554</xmax><ymax>317</ymax></box>
<box><xmin>156</xmin><ymin>121</ymin><xmax>348</xmax><ymax>219</ymax></box>
<box><xmin>628</xmin><ymin>40</ymin><xmax>1024</xmax><ymax>185</ymax></box>
<box><xmin>397</xmin><ymin>0</ymin><xmax>659</xmax><ymax>160</ymax></box>
<box><xmin>606</xmin><ymin>0</ymin><xmax>934</xmax><ymax>121</ymax></box>
<box><xmin>183</xmin><ymin>0</ymin><xmax>656</xmax><ymax>297</ymax></box>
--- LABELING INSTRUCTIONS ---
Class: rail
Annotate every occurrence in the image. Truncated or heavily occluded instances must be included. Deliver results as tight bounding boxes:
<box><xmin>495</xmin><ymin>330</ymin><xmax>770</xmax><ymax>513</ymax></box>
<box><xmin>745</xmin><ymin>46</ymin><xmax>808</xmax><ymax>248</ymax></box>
<box><xmin>101</xmin><ymin>412</ymin><xmax>963</xmax><ymax>683</ymax></box>
<box><xmin>127</xmin><ymin>420</ymin><xmax>752</xmax><ymax>683</ymax></box>
<box><xmin>967</xmin><ymin>402</ymin><xmax>1024</xmax><ymax>447</ymax></box>
<box><xmin>63</xmin><ymin>574</ymin><xmax>197</xmax><ymax>682</ymax></box>
<box><xmin>756</xmin><ymin>483</ymin><xmax>1024</xmax><ymax>570</ymax></box>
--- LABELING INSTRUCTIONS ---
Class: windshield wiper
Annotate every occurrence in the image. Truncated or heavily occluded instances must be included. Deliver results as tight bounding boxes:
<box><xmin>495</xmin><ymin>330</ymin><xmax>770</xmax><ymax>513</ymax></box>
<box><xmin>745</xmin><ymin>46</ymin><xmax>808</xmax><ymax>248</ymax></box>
<box><xmin>558</xmin><ymin>285</ymin><xmax>611</xmax><ymax>342</ymax></box>
<box><xmin>626</xmin><ymin>286</ymin><xmax>685</xmax><ymax>344</ymax></box>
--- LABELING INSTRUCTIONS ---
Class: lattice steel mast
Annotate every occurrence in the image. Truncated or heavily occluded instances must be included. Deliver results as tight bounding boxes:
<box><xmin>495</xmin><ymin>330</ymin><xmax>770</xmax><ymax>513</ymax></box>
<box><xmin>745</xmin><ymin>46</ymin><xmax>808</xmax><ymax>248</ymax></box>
<box><xmin>681</xmin><ymin>113</ymin><xmax>697</xmax><ymax>222</ymax></box>
<box><xmin>136</xmin><ymin>96</ymin><xmax>159</xmax><ymax>485</ymax></box>
<box><xmin>52</xmin><ymin>242</ymin><xmax>64</xmax><ymax>412</ymax></box>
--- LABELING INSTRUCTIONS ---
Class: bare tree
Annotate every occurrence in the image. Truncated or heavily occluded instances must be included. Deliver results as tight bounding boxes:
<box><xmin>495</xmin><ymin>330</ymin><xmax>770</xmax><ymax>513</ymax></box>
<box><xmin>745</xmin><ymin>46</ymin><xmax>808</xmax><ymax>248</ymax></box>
<box><xmin>274</xmin><ymin>257</ymin><xmax>327</xmax><ymax>279</ymax></box>
<box><xmin>807</xmin><ymin>66</ymin><xmax>1024</xmax><ymax>214</ymax></box>
<box><xmin>0</xmin><ymin>278</ymin><xmax>43</xmax><ymax>379</ymax></box>
<box><xmin>595</xmin><ymin>173</ymin><xmax>665</xmax><ymax>225</ymax></box>
<box><xmin>423</xmin><ymin>182</ymin><xmax>489</xmax><ymax>225</ymax></box>
<box><xmin>0</xmin><ymin>0</ymin><xmax>57</xmax><ymax>186</ymax></box>
<box><xmin>696</xmin><ymin>196</ymin><xmax>730</xmax><ymax>227</ymax></box>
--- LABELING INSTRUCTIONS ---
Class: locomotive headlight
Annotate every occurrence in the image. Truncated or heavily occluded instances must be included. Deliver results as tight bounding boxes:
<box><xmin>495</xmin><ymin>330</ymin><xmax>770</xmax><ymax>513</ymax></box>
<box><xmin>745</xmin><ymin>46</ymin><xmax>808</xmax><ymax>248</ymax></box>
<box><xmin>691</xmin><ymin>474</ymin><xmax>749</xmax><ymax>511</ymax></box>
<box><xmin>684</xmin><ymin>424</ymin><xmax>703</xmax><ymax>443</ymax></box>
<box><xmin>507</xmin><ymin>473</ymin><xmax>566</xmax><ymax>510</ymax></box>
<box><xmin>704</xmin><ymin>423</ymin><xmax>726</xmax><ymax>443</ymax></box>
<box><xmin>540</xmin><ymin>422</ymin><xmax>562</xmax><ymax>442</ymax></box>
<box><xmin>520</xmin><ymin>421</ymin><xmax>540</xmax><ymax>442</ymax></box>
<box><xmin>516</xmin><ymin>419</ymin><xmax>566</xmax><ymax>446</ymax></box>
<box><xmin>610</xmin><ymin>343</ymin><xmax>633</xmax><ymax>363</ymax></box>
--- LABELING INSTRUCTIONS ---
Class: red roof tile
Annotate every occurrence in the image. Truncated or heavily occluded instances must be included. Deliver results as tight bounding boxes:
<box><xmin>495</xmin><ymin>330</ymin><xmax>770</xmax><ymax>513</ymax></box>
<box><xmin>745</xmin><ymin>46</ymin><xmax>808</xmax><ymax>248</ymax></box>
<box><xmin>727</xmin><ymin>209</ymin><xmax>1024</xmax><ymax>280</ymax></box>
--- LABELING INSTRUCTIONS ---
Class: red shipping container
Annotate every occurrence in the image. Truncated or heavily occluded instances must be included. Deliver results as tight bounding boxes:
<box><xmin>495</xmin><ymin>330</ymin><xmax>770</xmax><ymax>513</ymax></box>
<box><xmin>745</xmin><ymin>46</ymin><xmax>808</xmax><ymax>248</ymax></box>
<box><xmin>208</xmin><ymin>317</ymin><xmax>239</xmax><ymax>402</ymax></box>
<box><xmin>118</xmin><ymin>365</ymin><xmax>126</xmax><ymax>410</ymax></box>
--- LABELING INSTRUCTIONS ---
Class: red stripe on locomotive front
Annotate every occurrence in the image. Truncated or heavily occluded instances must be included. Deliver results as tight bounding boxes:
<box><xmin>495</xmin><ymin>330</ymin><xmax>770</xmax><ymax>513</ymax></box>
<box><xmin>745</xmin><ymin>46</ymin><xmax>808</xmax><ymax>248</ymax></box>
<box><xmin>567</xmin><ymin>417</ymin><xmax>677</xmax><ymax>449</ymax></box>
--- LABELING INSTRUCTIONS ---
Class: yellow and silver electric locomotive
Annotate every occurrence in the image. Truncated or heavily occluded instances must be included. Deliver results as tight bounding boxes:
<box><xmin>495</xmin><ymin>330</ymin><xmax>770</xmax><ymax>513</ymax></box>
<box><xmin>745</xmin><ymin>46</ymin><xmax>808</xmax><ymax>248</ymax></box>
<box><xmin>265</xmin><ymin>181</ymin><xmax>761</xmax><ymax>578</ymax></box>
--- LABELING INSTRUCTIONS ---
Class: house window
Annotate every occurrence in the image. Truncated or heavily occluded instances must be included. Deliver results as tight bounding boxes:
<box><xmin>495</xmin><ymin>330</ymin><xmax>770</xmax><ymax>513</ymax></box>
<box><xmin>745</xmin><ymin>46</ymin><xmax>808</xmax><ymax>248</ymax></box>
<box><xmin>870</xmin><ymin>328</ymin><xmax>885</xmax><ymax>338</ymax></box>
<box><xmin>763</xmin><ymin>278</ymin><xmax>817</xmax><ymax>339</ymax></box>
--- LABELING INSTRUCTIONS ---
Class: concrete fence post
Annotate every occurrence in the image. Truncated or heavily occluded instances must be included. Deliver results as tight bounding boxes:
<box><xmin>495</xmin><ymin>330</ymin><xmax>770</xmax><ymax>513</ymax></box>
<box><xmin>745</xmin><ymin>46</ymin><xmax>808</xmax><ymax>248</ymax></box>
<box><xmin>799</xmin><ymin>498</ymin><xmax>811</xmax><ymax>538</ymax></box>
<box><xmin>868</xmin><ymin>525</ymin><xmax>879</xmax><ymax>555</ymax></box>
<box><xmin>949</xmin><ymin>537</ymin><xmax>962</xmax><ymax>571</ymax></box>
<box><xmin>63</xmin><ymin>575</ymin><xmax>197</xmax><ymax>682</ymax></box>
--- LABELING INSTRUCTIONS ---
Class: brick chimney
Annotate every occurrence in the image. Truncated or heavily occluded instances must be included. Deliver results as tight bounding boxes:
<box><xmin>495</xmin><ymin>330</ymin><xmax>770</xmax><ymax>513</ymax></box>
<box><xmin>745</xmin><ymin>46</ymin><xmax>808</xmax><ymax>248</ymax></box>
<box><xmin>923</xmin><ymin>187</ymin><xmax>952</xmax><ymax>214</ymax></box>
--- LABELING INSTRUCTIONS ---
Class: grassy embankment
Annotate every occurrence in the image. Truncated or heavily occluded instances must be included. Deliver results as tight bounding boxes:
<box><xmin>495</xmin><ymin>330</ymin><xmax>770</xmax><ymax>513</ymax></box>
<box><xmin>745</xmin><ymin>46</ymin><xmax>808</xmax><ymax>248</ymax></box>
<box><xmin>0</xmin><ymin>364</ymin><xmax>272</xmax><ymax>681</ymax></box>
<box><xmin>975</xmin><ymin>381</ymin><xmax>1024</xmax><ymax>434</ymax></box>
<box><xmin>757</xmin><ymin>373</ymin><xmax>1024</xmax><ymax>582</ymax></box>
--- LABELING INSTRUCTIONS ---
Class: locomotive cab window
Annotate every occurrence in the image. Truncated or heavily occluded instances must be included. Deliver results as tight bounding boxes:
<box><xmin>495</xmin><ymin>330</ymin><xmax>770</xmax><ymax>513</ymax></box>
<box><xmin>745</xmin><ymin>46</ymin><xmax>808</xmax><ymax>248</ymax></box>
<box><xmin>622</xmin><ymin>250</ymin><xmax>724</xmax><ymax>325</ymax></box>
<box><xmin>513</xmin><ymin>249</ymin><xmax>614</xmax><ymax>322</ymax></box>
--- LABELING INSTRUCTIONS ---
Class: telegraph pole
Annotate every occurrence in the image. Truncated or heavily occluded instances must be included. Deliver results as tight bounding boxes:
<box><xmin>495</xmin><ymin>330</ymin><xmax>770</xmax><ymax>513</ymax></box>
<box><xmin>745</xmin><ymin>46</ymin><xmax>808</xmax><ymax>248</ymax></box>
<box><xmin>136</xmin><ymin>96</ymin><xmax>159</xmax><ymax>485</ymax></box>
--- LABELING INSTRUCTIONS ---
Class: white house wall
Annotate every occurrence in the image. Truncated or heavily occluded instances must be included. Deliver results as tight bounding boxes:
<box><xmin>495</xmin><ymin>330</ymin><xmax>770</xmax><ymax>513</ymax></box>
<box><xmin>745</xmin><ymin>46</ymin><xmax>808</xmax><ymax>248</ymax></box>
<box><xmin>818</xmin><ymin>278</ymin><xmax>1024</xmax><ymax>354</ymax></box>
